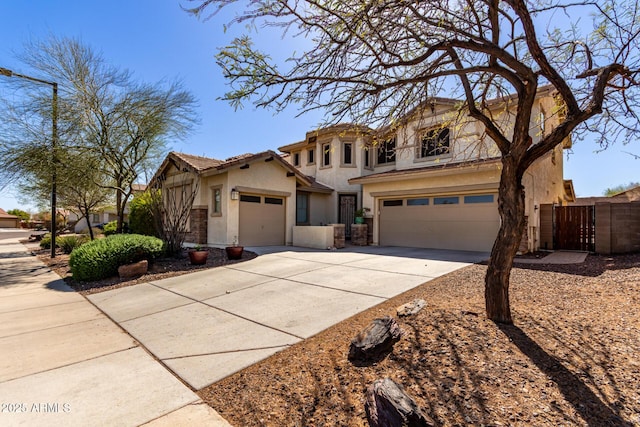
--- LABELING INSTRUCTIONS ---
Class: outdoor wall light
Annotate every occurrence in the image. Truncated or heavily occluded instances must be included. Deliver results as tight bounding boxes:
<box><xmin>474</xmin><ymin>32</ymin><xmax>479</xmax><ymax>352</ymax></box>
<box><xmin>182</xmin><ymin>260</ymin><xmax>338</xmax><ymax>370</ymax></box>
<box><xmin>230</xmin><ymin>189</ymin><xmax>239</xmax><ymax>200</ymax></box>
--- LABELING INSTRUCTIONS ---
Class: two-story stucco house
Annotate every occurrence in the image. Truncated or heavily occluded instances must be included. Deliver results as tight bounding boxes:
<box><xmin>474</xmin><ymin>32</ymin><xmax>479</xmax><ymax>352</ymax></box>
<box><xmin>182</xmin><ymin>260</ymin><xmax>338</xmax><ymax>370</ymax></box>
<box><xmin>279</xmin><ymin>85</ymin><xmax>575</xmax><ymax>252</ymax></box>
<box><xmin>154</xmin><ymin>86</ymin><xmax>575</xmax><ymax>252</ymax></box>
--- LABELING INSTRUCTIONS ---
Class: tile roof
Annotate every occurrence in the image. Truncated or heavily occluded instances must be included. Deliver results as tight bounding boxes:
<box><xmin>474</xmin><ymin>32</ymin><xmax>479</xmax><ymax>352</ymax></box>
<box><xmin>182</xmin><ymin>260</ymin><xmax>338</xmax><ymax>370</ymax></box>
<box><xmin>0</xmin><ymin>208</ymin><xmax>19</xmax><ymax>219</ymax></box>
<box><xmin>170</xmin><ymin>152</ymin><xmax>224</xmax><ymax>171</ymax></box>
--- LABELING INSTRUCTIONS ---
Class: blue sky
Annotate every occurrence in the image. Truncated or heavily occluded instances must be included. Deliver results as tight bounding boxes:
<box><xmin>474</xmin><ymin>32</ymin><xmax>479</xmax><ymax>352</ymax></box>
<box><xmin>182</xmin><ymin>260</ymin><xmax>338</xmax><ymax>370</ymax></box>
<box><xmin>0</xmin><ymin>0</ymin><xmax>637</xmax><ymax>212</ymax></box>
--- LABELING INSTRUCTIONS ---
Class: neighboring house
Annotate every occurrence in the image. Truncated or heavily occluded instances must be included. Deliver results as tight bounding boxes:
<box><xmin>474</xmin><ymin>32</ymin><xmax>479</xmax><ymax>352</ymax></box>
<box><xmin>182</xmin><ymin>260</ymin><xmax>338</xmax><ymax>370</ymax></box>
<box><xmin>70</xmin><ymin>183</ymin><xmax>148</xmax><ymax>232</ymax></box>
<box><xmin>0</xmin><ymin>208</ymin><xmax>20</xmax><ymax>228</ymax></box>
<box><xmin>611</xmin><ymin>185</ymin><xmax>640</xmax><ymax>201</ymax></box>
<box><xmin>570</xmin><ymin>184</ymin><xmax>640</xmax><ymax>206</ymax></box>
<box><xmin>155</xmin><ymin>86</ymin><xmax>574</xmax><ymax>252</ymax></box>
<box><xmin>152</xmin><ymin>151</ymin><xmax>313</xmax><ymax>246</ymax></box>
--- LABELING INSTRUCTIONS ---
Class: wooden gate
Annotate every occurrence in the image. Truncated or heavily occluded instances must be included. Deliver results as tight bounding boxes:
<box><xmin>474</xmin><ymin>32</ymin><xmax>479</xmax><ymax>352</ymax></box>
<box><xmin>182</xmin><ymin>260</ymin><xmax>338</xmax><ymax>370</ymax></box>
<box><xmin>554</xmin><ymin>205</ymin><xmax>595</xmax><ymax>251</ymax></box>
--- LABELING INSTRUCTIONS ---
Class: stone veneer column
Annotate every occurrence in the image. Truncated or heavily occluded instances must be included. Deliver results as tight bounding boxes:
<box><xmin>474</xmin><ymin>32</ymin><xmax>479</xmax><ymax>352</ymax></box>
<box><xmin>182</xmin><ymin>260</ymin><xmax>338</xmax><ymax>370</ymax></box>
<box><xmin>188</xmin><ymin>206</ymin><xmax>208</xmax><ymax>245</ymax></box>
<box><xmin>331</xmin><ymin>224</ymin><xmax>345</xmax><ymax>249</ymax></box>
<box><xmin>351</xmin><ymin>224</ymin><xmax>368</xmax><ymax>246</ymax></box>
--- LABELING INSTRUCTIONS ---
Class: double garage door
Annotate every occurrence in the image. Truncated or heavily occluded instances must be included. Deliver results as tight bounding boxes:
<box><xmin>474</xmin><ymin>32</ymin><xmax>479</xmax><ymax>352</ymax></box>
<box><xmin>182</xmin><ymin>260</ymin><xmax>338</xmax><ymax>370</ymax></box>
<box><xmin>239</xmin><ymin>194</ymin><xmax>285</xmax><ymax>246</ymax></box>
<box><xmin>379</xmin><ymin>193</ymin><xmax>500</xmax><ymax>252</ymax></box>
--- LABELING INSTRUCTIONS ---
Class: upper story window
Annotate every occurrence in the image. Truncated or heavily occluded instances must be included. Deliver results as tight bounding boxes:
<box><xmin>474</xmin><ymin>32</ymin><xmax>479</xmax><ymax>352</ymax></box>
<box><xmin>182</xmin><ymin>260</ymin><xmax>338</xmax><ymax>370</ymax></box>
<box><xmin>539</xmin><ymin>107</ymin><xmax>546</xmax><ymax>136</ymax></box>
<box><xmin>377</xmin><ymin>137</ymin><xmax>396</xmax><ymax>165</ymax></box>
<box><xmin>322</xmin><ymin>142</ymin><xmax>331</xmax><ymax>167</ymax></box>
<box><xmin>364</xmin><ymin>147</ymin><xmax>372</xmax><ymax>169</ymax></box>
<box><xmin>419</xmin><ymin>127</ymin><xmax>450</xmax><ymax>158</ymax></box>
<box><xmin>293</xmin><ymin>152</ymin><xmax>300</xmax><ymax>167</ymax></box>
<box><xmin>342</xmin><ymin>142</ymin><xmax>353</xmax><ymax>166</ymax></box>
<box><xmin>307</xmin><ymin>148</ymin><xmax>315</xmax><ymax>165</ymax></box>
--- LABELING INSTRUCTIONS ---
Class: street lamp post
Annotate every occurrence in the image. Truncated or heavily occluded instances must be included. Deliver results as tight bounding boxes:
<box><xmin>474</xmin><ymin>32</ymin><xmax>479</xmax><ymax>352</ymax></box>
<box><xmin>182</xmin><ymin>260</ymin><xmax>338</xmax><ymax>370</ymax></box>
<box><xmin>1</xmin><ymin>66</ymin><xmax>58</xmax><ymax>258</ymax></box>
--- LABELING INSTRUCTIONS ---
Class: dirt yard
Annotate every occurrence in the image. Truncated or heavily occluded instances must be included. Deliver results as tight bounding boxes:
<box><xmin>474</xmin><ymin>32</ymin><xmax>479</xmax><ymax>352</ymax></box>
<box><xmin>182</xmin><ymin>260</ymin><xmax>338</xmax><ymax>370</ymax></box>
<box><xmin>196</xmin><ymin>254</ymin><xmax>640</xmax><ymax>426</ymax></box>
<box><xmin>33</xmin><ymin>243</ymin><xmax>640</xmax><ymax>426</ymax></box>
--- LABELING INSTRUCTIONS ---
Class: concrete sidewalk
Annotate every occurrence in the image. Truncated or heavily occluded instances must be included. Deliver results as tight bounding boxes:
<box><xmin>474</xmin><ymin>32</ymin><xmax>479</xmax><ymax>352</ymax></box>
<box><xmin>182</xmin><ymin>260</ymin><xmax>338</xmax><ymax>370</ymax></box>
<box><xmin>514</xmin><ymin>250</ymin><xmax>589</xmax><ymax>264</ymax></box>
<box><xmin>0</xmin><ymin>232</ymin><xmax>231</xmax><ymax>427</ymax></box>
<box><xmin>87</xmin><ymin>245</ymin><xmax>488</xmax><ymax>391</ymax></box>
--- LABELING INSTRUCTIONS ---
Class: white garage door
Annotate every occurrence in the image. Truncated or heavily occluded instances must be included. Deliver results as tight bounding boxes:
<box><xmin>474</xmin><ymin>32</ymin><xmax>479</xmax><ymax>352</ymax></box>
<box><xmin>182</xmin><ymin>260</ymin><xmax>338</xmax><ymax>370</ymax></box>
<box><xmin>239</xmin><ymin>194</ymin><xmax>286</xmax><ymax>246</ymax></box>
<box><xmin>379</xmin><ymin>194</ymin><xmax>499</xmax><ymax>252</ymax></box>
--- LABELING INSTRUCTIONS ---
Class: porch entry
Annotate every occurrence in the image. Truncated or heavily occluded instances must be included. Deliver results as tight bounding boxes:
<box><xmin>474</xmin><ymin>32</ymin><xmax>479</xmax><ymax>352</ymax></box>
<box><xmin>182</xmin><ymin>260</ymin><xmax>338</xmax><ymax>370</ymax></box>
<box><xmin>338</xmin><ymin>194</ymin><xmax>357</xmax><ymax>239</ymax></box>
<box><xmin>554</xmin><ymin>205</ymin><xmax>595</xmax><ymax>251</ymax></box>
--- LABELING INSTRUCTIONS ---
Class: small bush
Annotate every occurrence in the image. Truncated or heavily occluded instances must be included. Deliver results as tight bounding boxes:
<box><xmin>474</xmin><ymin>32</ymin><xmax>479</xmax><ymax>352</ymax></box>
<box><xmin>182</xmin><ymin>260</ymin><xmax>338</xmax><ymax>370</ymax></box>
<box><xmin>69</xmin><ymin>234</ymin><xmax>164</xmax><ymax>282</ymax></box>
<box><xmin>103</xmin><ymin>220</ymin><xmax>119</xmax><ymax>236</ymax></box>
<box><xmin>39</xmin><ymin>233</ymin><xmax>53</xmax><ymax>249</ymax></box>
<box><xmin>79</xmin><ymin>227</ymin><xmax>103</xmax><ymax>237</ymax></box>
<box><xmin>129</xmin><ymin>190</ymin><xmax>159</xmax><ymax>237</ymax></box>
<box><xmin>58</xmin><ymin>235</ymin><xmax>89</xmax><ymax>254</ymax></box>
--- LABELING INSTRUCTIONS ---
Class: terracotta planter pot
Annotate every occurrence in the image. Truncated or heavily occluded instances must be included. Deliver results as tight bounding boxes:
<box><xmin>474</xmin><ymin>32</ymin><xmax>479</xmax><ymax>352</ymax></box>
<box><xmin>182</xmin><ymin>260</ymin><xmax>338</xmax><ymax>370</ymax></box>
<box><xmin>225</xmin><ymin>246</ymin><xmax>244</xmax><ymax>260</ymax></box>
<box><xmin>188</xmin><ymin>250</ymin><xmax>209</xmax><ymax>265</ymax></box>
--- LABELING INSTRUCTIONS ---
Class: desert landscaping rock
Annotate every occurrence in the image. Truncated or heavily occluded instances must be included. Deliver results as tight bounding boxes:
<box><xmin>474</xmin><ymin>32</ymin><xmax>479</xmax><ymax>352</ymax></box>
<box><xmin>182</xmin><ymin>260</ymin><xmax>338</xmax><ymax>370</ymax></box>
<box><xmin>348</xmin><ymin>316</ymin><xmax>403</xmax><ymax>363</ymax></box>
<box><xmin>396</xmin><ymin>298</ymin><xmax>426</xmax><ymax>317</ymax></box>
<box><xmin>365</xmin><ymin>377</ymin><xmax>435</xmax><ymax>427</ymax></box>
<box><xmin>118</xmin><ymin>259</ymin><xmax>148</xmax><ymax>279</ymax></box>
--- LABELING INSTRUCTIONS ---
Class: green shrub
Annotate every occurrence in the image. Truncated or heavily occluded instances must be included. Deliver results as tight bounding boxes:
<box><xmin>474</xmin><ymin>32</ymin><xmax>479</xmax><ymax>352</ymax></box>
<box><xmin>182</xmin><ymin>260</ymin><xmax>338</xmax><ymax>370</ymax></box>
<box><xmin>129</xmin><ymin>190</ymin><xmax>159</xmax><ymax>237</ymax></box>
<box><xmin>79</xmin><ymin>227</ymin><xmax>103</xmax><ymax>237</ymax></box>
<box><xmin>58</xmin><ymin>235</ymin><xmax>89</xmax><ymax>254</ymax></box>
<box><xmin>39</xmin><ymin>233</ymin><xmax>53</xmax><ymax>249</ymax></box>
<box><xmin>102</xmin><ymin>220</ymin><xmax>119</xmax><ymax>236</ymax></box>
<box><xmin>69</xmin><ymin>234</ymin><xmax>164</xmax><ymax>282</ymax></box>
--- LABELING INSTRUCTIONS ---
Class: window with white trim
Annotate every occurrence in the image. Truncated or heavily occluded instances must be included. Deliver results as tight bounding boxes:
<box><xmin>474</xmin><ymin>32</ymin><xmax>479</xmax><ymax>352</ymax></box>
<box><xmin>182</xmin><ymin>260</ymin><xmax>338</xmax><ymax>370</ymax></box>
<box><xmin>342</xmin><ymin>142</ymin><xmax>353</xmax><ymax>166</ymax></box>
<box><xmin>211</xmin><ymin>186</ymin><xmax>222</xmax><ymax>216</ymax></box>
<box><xmin>419</xmin><ymin>127</ymin><xmax>450</xmax><ymax>158</ymax></box>
<box><xmin>322</xmin><ymin>142</ymin><xmax>331</xmax><ymax>167</ymax></box>
<box><xmin>377</xmin><ymin>138</ymin><xmax>396</xmax><ymax>164</ymax></box>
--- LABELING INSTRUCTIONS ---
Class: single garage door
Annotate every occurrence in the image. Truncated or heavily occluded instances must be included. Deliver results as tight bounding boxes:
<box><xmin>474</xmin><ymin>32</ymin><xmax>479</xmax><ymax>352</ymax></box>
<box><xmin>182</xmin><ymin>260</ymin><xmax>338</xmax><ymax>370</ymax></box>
<box><xmin>239</xmin><ymin>194</ymin><xmax>286</xmax><ymax>246</ymax></box>
<box><xmin>379</xmin><ymin>194</ymin><xmax>499</xmax><ymax>252</ymax></box>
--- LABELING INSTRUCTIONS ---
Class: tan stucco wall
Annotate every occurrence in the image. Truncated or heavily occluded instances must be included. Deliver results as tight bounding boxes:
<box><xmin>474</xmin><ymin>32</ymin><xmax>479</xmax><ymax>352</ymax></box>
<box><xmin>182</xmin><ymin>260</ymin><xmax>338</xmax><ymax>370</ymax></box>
<box><xmin>207</xmin><ymin>161</ymin><xmax>298</xmax><ymax>246</ymax></box>
<box><xmin>308</xmin><ymin>193</ymin><xmax>332</xmax><ymax>225</ymax></box>
<box><xmin>521</xmin><ymin>144</ymin><xmax>566</xmax><ymax>251</ymax></box>
<box><xmin>202</xmin><ymin>173</ymin><xmax>229</xmax><ymax>246</ymax></box>
<box><xmin>285</xmin><ymin>133</ymin><xmax>370</xmax><ymax>223</ymax></box>
<box><xmin>292</xmin><ymin>225</ymin><xmax>334</xmax><ymax>249</ymax></box>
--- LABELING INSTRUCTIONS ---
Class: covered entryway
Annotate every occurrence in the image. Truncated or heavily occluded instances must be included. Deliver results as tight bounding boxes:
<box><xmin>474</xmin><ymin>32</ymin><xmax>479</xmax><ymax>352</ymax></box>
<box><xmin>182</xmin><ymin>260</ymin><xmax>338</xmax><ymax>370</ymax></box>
<box><xmin>338</xmin><ymin>194</ymin><xmax>357</xmax><ymax>239</ymax></box>
<box><xmin>239</xmin><ymin>194</ymin><xmax>286</xmax><ymax>246</ymax></box>
<box><xmin>379</xmin><ymin>193</ymin><xmax>500</xmax><ymax>252</ymax></box>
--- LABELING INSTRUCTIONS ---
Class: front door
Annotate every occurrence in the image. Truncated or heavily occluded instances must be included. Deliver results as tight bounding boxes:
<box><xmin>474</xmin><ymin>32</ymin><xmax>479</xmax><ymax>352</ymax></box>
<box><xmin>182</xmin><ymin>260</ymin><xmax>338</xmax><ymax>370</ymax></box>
<box><xmin>338</xmin><ymin>194</ymin><xmax>357</xmax><ymax>239</ymax></box>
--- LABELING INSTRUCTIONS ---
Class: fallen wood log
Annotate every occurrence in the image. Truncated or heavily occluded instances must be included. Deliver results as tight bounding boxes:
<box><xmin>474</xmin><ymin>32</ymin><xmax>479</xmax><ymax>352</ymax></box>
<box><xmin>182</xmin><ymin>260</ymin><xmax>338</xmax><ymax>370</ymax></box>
<box><xmin>365</xmin><ymin>378</ymin><xmax>435</xmax><ymax>427</ymax></box>
<box><xmin>348</xmin><ymin>316</ymin><xmax>402</xmax><ymax>364</ymax></box>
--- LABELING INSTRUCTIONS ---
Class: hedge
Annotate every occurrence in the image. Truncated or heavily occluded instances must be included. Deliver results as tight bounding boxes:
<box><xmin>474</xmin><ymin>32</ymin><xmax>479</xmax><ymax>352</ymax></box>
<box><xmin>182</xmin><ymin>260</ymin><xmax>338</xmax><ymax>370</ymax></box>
<box><xmin>69</xmin><ymin>234</ymin><xmax>164</xmax><ymax>282</ymax></box>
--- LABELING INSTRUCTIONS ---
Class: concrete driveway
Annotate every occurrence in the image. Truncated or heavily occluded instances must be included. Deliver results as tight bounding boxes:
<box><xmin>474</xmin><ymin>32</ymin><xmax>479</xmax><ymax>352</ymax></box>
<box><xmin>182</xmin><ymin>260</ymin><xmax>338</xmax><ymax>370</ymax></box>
<box><xmin>88</xmin><ymin>245</ymin><xmax>487</xmax><ymax>391</ymax></box>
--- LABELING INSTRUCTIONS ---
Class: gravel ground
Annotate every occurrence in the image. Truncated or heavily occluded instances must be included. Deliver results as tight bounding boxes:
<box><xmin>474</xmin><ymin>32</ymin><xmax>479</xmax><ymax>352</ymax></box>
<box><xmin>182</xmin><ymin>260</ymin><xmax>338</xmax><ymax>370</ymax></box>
<box><xmin>30</xmin><ymin>242</ymin><xmax>640</xmax><ymax>426</ymax></box>
<box><xmin>197</xmin><ymin>253</ymin><xmax>640</xmax><ymax>426</ymax></box>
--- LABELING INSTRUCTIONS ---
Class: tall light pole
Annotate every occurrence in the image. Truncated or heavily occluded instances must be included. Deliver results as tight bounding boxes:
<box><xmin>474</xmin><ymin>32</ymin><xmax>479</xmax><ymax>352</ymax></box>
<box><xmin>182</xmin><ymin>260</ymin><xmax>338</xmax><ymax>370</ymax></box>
<box><xmin>1</xmin><ymin>66</ymin><xmax>58</xmax><ymax>258</ymax></box>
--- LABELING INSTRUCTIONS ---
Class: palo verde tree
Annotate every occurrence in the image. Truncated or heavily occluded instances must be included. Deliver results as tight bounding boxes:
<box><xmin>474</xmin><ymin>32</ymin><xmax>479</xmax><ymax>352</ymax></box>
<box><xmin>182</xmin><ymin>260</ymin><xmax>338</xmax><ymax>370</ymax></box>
<box><xmin>188</xmin><ymin>0</ymin><xmax>640</xmax><ymax>323</ymax></box>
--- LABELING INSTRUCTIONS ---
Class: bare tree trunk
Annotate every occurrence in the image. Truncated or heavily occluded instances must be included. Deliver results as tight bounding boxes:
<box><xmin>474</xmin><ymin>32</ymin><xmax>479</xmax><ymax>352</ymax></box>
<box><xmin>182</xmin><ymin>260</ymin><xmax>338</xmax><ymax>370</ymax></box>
<box><xmin>116</xmin><ymin>185</ymin><xmax>123</xmax><ymax>233</ymax></box>
<box><xmin>485</xmin><ymin>159</ymin><xmax>526</xmax><ymax>324</ymax></box>
<box><xmin>84</xmin><ymin>207</ymin><xmax>94</xmax><ymax>240</ymax></box>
